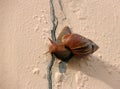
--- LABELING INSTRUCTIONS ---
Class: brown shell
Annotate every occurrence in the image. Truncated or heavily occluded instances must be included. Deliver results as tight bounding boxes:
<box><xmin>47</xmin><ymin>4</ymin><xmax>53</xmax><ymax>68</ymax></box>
<box><xmin>49</xmin><ymin>26</ymin><xmax>99</xmax><ymax>62</ymax></box>
<box><xmin>62</xmin><ymin>34</ymin><xmax>99</xmax><ymax>57</ymax></box>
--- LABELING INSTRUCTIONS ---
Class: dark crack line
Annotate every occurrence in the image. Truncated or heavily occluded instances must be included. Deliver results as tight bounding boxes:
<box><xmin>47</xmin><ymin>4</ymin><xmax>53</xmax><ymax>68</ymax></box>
<box><xmin>47</xmin><ymin>54</ymin><xmax>55</xmax><ymax>89</ymax></box>
<box><xmin>59</xmin><ymin>0</ymin><xmax>66</xmax><ymax>20</ymax></box>
<box><xmin>58</xmin><ymin>0</ymin><xmax>71</xmax><ymax>26</ymax></box>
<box><xmin>49</xmin><ymin>0</ymin><xmax>58</xmax><ymax>41</ymax></box>
<box><xmin>47</xmin><ymin>0</ymin><xmax>58</xmax><ymax>89</ymax></box>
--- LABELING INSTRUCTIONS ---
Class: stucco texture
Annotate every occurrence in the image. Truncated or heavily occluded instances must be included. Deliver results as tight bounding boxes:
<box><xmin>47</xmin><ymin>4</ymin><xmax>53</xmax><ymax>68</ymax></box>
<box><xmin>0</xmin><ymin>0</ymin><xmax>120</xmax><ymax>89</ymax></box>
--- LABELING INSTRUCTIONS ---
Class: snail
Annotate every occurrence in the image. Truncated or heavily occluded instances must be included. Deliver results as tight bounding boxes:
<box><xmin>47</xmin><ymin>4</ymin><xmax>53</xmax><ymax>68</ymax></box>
<box><xmin>48</xmin><ymin>26</ymin><xmax>99</xmax><ymax>62</ymax></box>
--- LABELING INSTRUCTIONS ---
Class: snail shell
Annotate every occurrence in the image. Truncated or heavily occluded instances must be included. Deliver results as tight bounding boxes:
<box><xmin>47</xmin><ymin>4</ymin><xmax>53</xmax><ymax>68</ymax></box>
<box><xmin>49</xmin><ymin>26</ymin><xmax>99</xmax><ymax>62</ymax></box>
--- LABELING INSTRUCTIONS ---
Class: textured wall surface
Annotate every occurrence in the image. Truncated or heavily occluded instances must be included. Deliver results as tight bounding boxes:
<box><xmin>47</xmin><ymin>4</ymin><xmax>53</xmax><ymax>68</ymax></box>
<box><xmin>0</xmin><ymin>0</ymin><xmax>120</xmax><ymax>89</ymax></box>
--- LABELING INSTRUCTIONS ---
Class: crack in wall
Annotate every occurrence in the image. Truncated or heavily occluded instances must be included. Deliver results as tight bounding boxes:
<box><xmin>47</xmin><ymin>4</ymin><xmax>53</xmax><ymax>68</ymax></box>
<box><xmin>47</xmin><ymin>0</ymin><xmax>68</xmax><ymax>89</ymax></box>
<box><xmin>58</xmin><ymin>0</ymin><xmax>67</xmax><ymax>20</ymax></box>
<box><xmin>47</xmin><ymin>0</ymin><xmax>58</xmax><ymax>89</ymax></box>
<box><xmin>47</xmin><ymin>0</ymin><xmax>70</xmax><ymax>89</ymax></box>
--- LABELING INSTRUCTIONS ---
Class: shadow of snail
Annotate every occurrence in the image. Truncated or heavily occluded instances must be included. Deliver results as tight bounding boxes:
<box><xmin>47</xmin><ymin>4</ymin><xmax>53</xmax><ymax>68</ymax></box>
<box><xmin>68</xmin><ymin>55</ymin><xmax>120</xmax><ymax>89</ymax></box>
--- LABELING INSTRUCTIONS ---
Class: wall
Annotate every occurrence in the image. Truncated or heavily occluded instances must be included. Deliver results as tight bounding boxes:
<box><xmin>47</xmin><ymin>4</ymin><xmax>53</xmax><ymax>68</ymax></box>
<box><xmin>0</xmin><ymin>0</ymin><xmax>120</xmax><ymax>89</ymax></box>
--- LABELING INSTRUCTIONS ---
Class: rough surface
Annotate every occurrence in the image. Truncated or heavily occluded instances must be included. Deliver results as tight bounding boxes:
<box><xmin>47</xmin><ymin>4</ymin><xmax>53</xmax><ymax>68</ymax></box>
<box><xmin>0</xmin><ymin>0</ymin><xmax>120</xmax><ymax>89</ymax></box>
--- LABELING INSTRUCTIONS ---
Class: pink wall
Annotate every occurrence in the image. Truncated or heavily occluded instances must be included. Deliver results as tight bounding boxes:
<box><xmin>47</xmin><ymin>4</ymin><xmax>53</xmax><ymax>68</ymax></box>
<box><xmin>0</xmin><ymin>0</ymin><xmax>120</xmax><ymax>89</ymax></box>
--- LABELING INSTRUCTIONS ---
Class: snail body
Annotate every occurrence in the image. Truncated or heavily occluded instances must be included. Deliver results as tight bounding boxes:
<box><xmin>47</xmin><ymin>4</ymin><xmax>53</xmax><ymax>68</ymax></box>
<box><xmin>49</xmin><ymin>26</ymin><xmax>99</xmax><ymax>62</ymax></box>
<box><xmin>48</xmin><ymin>38</ymin><xmax>73</xmax><ymax>62</ymax></box>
